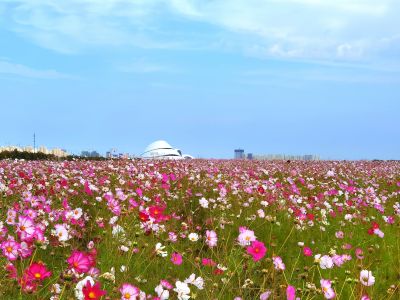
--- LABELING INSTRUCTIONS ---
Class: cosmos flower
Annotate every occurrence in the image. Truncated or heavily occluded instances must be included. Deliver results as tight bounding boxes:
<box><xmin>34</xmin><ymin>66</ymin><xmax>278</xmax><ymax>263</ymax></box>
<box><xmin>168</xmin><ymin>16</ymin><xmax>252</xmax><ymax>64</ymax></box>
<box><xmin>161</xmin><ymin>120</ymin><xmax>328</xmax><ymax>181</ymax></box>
<box><xmin>237</xmin><ymin>227</ymin><xmax>256</xmax><ymax>247</ymax></box>
<box><xmin>286</xmin><ymin>285</ymin><xmax>296</xmax><ymax>300</ymax></box>
<box><xmin>119</xmin><ymin>283</ymin><xmax>140</xmax><ymax>300</ymax></box>
<box><xmin>246</xmin><ymin>240</ymin><xmax>267</xmax><ymax>262</ymax></box>
<box><xmin>1</xmin><ymin>239</ymin><xmax>20</xmax><ymax>261</ymax></box>
<box><xmin>272</xmin><ymin>256</ymin><xmax>286</xmax><ymax>270</ymax></box>
<box><xmin>75</xmin><ymin>276</ymin><xmax>95</xmax><ymax>300</ymax></box>
<box><xmin>155</xmin><ymin>284</ymin><xmax>170</xmax><ymax>300</ymax></box>
<box><xmin>188</xmin><ymin>233</ymin><xmax>199</xmax><ymax>242</ymax></box>
<box><xmin>25</xmin><ymin>262</ymin><xmax>52</xmax><ymax>281</ymax></box>
<box><xmin>360</xmin><ymin>270</ymin><xmax>375</xmax><ymax>286</ymax></box>
<box><xmin>54</xmin><ymin>224</ymin><xmax>70</xmax><ymax>242</ymax></box>
<box><xmin>67</xmin><ymin>250</ymin><xmax>93</xmax><ymax>274</ymax></box>
<box><xmin>174</xmin><ymin>281</ymin><xmax>190</xmax><ymax>300</ymax></box>
<box><xmin>320</xmin><ymin>279</ymin><xmax>335</xmax><ymax>299</ymax></box>
<box><xmin>17</xmin><ymin>216</ymin><xmax>36</xmax><ymax>240</ymax></box>
<box><xmin>184</xmin><ymin>273</ymin><xmax>204</xmax><ymax>290</ymax></box>
<box><xmin>82</xmin><ymin>280</ymin><xmax>106</xmax><ymax>300</ymax></box>
<box><xmin>319</xmin><ymin>255</ymin><xmax>334</xmax><ymax>269</ymax></box>
<box><xmin>155</xmin><ymin>243</ymin><xmax>168</xmax><ymax>257</ymax></box>
<box><xmin>303</xmin><ymin>247</ymin><xmax>312</xmax><ymax>257</ymax></box>
<box><xmin>171</xmin><ymin>252</ymin><xmax>183</xmax><ymax>265</ymax></box>
<box><xmin>205</xmin><ymin>230</ymin><xmax>218</xmax><ymax>248</ymax></box>
<box><xmin>199</xmin><ymin>197</ymin><xmax>209</xmax><ymax>208</ymax></box>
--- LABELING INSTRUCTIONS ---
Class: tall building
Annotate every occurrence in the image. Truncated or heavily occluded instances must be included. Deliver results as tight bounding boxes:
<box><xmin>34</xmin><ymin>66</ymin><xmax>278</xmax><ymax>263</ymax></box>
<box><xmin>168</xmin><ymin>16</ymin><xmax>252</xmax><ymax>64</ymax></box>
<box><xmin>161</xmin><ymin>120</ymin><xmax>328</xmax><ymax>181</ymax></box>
<box><xmin>234</xmin><ymin>149</ymin><xmax>245</xmax><ymax>159</ymax></box>
<box><xmin>247</xmin><ymin>153</ymin><xmax>253</xmax><ymax>160</ymax></box>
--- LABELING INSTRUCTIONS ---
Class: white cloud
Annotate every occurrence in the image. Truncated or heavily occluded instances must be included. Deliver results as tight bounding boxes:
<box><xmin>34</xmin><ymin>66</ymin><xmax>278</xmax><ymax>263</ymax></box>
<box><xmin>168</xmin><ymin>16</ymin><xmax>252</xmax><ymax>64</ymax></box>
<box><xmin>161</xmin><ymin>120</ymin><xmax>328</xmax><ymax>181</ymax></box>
<box><xmin>1</xmin><ymin>0</ymin><xmax>399</xmax><ymax>64</ymax></box>
<box><xmin>0</xmin><ymin>59</ymin><xmax>75</xmax><ymax>79</ymax></box>
<box><xmin>116</xmin><ymin>59</ymin><xmax>178</xmax><ymax>73</ymax></box>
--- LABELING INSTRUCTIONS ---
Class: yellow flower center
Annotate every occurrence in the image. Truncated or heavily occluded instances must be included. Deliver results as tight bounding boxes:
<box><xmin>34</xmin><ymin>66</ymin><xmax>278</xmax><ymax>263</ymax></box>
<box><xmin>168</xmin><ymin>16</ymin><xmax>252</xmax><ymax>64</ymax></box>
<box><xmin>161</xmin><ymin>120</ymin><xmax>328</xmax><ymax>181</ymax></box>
<box><xmin>88</xmin><ymin>291</ymin><xmax>96</xmax><ymax>299</ymax></box>
<box><xmin>124</xmin><ymin>293</ymin><xmax>131</xmax><ymax>299</ymax></box>
<box><xmin>34</xmin><ymin>273</ymin><xmax>41</xmax><ymax>279</ymax></box>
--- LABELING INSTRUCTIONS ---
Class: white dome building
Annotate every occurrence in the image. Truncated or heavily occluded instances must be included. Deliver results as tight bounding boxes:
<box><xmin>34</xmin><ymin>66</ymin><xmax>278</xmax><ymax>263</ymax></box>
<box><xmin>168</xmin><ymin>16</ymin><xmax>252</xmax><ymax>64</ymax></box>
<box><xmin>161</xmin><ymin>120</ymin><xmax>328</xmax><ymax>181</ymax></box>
<box><xmin>141</xmin><ymin>140</ymin><xmax>193</xmax><ymax>159</ymax></box>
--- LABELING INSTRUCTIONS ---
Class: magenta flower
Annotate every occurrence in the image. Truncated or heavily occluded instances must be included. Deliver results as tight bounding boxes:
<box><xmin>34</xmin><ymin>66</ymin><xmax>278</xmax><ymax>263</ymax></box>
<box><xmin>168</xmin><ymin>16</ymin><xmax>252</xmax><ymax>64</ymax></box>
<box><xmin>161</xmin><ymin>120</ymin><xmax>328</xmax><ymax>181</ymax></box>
<box><xmin>286</xmin><ymin>285</ymin><xmax>296</xmax><ymax>300</ymax></box>
<box><xmin>171</xmin><ymin>252</ymin><xmax>183</xmax><ymax>265</ymax></box>
<box><xmin>67</xmin><ymin>250</ymin><xmax>92</xmax><ymax>273</ymax></box>
<box><xmin>25</xmin><ymin>262</ymin><xmax>52</xmax><ymax>281</ymax></box>
<box><xmin>303</xmin><ymin>246</ymin><xmax>312</xmax><ymax>257</ymax></box>
<box><xmin>246</xmin><ymin>240</ymin><xmax>266</xmax><ymax>261</ymax></box>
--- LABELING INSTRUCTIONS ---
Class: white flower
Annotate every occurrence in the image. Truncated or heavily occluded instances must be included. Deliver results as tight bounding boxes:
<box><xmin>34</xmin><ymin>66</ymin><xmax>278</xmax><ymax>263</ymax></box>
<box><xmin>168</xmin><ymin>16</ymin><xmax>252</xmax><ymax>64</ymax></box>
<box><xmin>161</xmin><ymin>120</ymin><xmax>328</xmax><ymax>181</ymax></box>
<box><xmin>155</xmin><ymin>284</ymin><xmax>170</xmax><ymax>300</ymax></box>
<box><xmin>72</xmin><ymin>208</ymin><xmax>83</xmax><ymax>220</ymax></box>
<box><xmin>109</xmin><ymin>216</ymin><xmax>119</xmax><ymax>225</ymax></box>
<box><xmin>174</xmin><ymin>281</ymin><xmax>190</xmax><ymax>300</ymax></box>
<box><xmin>326</xmin><ymin>170</ymin><xmax>335</xmax><ymax>177</ymax></box>
<box><xmin>360</xmin><ymin>270</ymin><xmax>375</xmax><ymax>286</ymax></box>
<box><xmin>199</xmin><ymin>197</ymin><xmax>209</xmax><ymax>208</ymax></box>
<box><xmin>75</xmin><ymin>276</ymin><xmax>94</xmax><ymax>300</ymax></box>
<box><xmin>237</xmin><ymin>229</ymin><xmax>256</xmax><ymax>246</ymax></box>
<box><xmin>53</xmin><ymin>224</ymin><xmax>70</xmax><ymax>242</ymax></box>
<box><xmin>112</xmin><ymin>225</ymin><xmax>125</xmax><ymax>240</ymax></box>
<box><xmin>120</xmin><ymin>245</ymin><xmax>129</xmax><ymax>252</ymax></box>
<box><xmin>184</xmin><ymin>273</ymin><xmax>204</xmax><ymax>290</ymax></box>
<box><xmin>188</xmin><ymin>233</ymin><xmax>199</xmax><ymax>242</ymax></box>
<box><xmin>320</xmin><ymin>255</ymin><xmax>334</xmax><ymax>269</ymax></box>
<box><xmin>155</xmin><ymin>243</ymin><xmax>168</xmax><ymax>257</ymax></box>
<box><xmin>120</xmin><ymin>265</ymin><xmax>127</xmax><ymax>272</ymax></box>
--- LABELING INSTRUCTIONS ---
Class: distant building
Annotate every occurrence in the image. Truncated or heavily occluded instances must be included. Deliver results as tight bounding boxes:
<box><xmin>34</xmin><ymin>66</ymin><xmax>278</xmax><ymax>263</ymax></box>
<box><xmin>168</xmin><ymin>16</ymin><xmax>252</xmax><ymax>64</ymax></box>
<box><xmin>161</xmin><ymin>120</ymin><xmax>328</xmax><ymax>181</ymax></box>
<box><xmin>234</xmin><ymin>149</ymin><xmax>245</xmax><ymax>159</ymax></box>
<box><xmin>0</xmin><ymin>145</ymin><xmax>68</xmax><ymax>157</ymax></box>
<box><xmin>247</xmin><ymin>153</ymin><xmax>253</xmax><ymax>160</ymax></box>
<box><xmin>253</xmin><ymin>153</ymin><xmax>320</xmax><ymax>161</ymax></box>
<box><xmin>141</xmin><ymin>140</ymin><xmax>193</xmax><ymax>159</ymax></box>
<box><xmin>81</xmin><ymin>150</ymin><xmax>100</xmax><ymax>158</ymax></box>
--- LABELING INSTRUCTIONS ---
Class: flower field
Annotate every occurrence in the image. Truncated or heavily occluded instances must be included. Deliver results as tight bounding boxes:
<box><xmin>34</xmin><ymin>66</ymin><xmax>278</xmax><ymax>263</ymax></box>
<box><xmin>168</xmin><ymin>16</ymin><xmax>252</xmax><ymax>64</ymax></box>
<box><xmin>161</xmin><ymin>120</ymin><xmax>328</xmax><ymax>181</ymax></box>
<box><xmin>0</xmin><ymin>159</ymin><xmax>399</xmax><ymax>300</ymax></box>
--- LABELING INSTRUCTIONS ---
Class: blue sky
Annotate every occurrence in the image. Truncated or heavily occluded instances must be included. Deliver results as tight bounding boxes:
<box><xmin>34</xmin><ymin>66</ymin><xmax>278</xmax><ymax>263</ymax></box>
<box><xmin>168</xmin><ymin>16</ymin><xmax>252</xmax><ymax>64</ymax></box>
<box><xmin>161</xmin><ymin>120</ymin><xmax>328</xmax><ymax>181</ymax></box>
<box><xmin>0</xmin><ymin>0</ymin><xmax>399</xmax><ymax>159</ymax></box>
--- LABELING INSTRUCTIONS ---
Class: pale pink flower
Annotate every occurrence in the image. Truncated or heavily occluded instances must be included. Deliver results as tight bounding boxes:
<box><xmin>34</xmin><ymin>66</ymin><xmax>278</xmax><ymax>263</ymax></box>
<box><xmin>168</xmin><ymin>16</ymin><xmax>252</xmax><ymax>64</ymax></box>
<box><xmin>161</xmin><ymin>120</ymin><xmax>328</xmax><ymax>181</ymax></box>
<box><xmin>205</xmin><ymin>230</ymin><xmax>218</xmax><ymax>248</ymax></box>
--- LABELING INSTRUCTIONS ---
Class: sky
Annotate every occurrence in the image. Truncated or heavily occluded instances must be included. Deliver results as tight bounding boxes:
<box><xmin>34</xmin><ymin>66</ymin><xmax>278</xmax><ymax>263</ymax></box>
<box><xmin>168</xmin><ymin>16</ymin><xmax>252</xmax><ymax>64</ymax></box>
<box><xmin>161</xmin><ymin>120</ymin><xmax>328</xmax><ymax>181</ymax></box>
<box><xmin>0</xmin><ymin>0</ymin><xmax>399</xmax><ymax>159</ymax></box>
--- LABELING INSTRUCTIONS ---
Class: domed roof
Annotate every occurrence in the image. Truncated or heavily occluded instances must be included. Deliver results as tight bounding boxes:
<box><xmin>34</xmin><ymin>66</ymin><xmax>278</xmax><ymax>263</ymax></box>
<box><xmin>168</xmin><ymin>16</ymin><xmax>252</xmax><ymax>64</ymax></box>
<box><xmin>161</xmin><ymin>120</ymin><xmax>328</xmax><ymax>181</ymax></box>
<box><xmin>143</xmin><ymin>140</ymin><xmax>173</xmax><ymax>153</ymax></box>
<box><xmin>141</xmin><ymin>140</ymin><xmax>192</xmax><ymax>159</ymax></box>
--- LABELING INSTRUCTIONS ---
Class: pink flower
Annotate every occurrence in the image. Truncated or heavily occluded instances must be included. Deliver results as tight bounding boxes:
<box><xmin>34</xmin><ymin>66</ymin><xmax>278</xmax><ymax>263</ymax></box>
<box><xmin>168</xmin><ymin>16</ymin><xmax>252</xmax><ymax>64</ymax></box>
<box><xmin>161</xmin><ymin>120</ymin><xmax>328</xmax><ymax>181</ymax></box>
<box><xmin>25</xmin><ymin>262</ymin><xmax>52</xmax><ymax>281</ymax></box>
<box><xmin>120</xmin><ymin>283</ymin><xmax>140</xmax><ymax>300</ymax></box>
<box><xmin>320</xmin><ymin>279</ymin><xmax>335</xmax><ymax>299</ymax></box>
<box><xmin>160</xmin><ymin>279</ymin><xmax>173</xmax><ymax>289</ymax></box>
<box><xmin>238</xmin><ymin>227</ymin><xmax>256</xmax><ymax>246</ymax></box>
<box><xmin>205</xmin><ymin>230</ymin><xmax>218</xmax><ymax>248</ymax></box>
<box><xmin>303</xmin><ymin>247</ymin><xmax>312</xmax><ymax>257</ymax></box>
<box><xmin>17</xmin><ymin>216</ymin><xmax>36</xmax><ymax>240</ymax></box>
<box><xmin>246</xmin><ymin>240</ymin><xmax>267</xmax><ymax>261</ymax></box>
<box><xmin>286</xmin><ymin>285</ymin><xmax>296</xmax><ymax>300</ymax></box>
<box><xmin>355</xmin><ymin>248</ymin><xmax>364</xmax><ymax>259</ymax></box>
<box><xmin>272</xmin><ymin>256</ymin><xmax>286</xmax><ymax>270</ymax></box>
<box><xmin>335</xmin><ymin>231</ymin><xmax>344</xmax><ymax>239</ymax></box>
<box><xmin>260</xmin><ymin>291</ymin><xmax>271</xmax><ymax>300</ymax></box>
<box><xmin>67</xmin><ymin>250</ymin><xmax>93</xmax><ymax>273</ymax></box>
<box><xmin>1</xmin><ymin>239</ymin><xmax>20</xmax><ymax>261</ymax></box>
<box><xmin>171</xmin><ymin>252</ymin><xmax>183</xmax><ymax>265</ymax></box>
<box><xmin>168</xmin><ymin>232</ymin><xmax>178</xmax><ymax>242</ymax></box>
<box><xmin>202</xmin><ymin>258</ymin><xmax>216</xmax><ymax>267</ymax></box>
